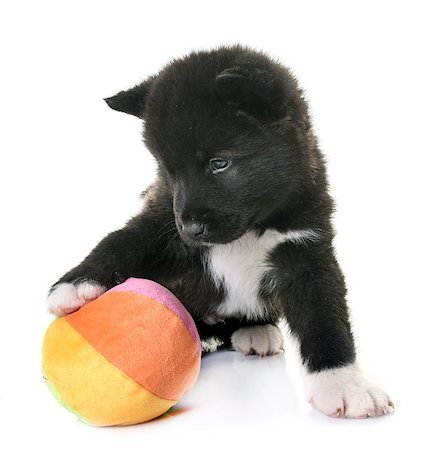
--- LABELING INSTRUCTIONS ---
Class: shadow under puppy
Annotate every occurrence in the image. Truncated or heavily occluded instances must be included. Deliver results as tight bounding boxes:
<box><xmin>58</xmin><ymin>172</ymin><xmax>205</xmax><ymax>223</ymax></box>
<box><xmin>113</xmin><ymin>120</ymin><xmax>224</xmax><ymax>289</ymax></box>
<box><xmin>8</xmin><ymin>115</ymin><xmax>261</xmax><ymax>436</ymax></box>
<box><xmin>48</xmin><ymin>45</ymin><xmax>393</xmax><ymax>419</ymax></box>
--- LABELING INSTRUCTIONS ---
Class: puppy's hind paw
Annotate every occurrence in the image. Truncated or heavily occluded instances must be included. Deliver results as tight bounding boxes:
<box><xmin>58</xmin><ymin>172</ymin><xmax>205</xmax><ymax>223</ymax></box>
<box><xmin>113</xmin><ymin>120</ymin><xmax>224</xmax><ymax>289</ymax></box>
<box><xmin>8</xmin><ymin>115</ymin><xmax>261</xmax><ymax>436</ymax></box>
<box><xmin>231</xmin><ymin>324</ymin><xmax>284</xmax><ymax>356</ymax></box>
<box><xmin>47</xmin><ymin>281</ymin><xmax>106</xmax><ymax>316</ymax></box>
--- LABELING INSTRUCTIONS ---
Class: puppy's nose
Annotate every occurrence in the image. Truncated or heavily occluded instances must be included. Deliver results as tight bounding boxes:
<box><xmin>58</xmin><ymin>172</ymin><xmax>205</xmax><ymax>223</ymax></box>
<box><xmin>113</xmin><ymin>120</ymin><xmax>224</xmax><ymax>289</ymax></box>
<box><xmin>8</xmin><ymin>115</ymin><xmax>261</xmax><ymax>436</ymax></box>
<box><xmin>183</xmin><ymin>220</ymin><xmax>205</xmax><ymax>237</ymax></box>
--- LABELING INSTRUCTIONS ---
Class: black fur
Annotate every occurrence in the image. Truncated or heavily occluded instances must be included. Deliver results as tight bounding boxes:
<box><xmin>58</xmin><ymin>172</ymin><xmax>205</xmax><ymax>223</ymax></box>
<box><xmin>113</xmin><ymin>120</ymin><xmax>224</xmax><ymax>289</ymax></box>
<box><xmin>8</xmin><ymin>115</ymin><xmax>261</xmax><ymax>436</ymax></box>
<box><xmin>52</xmin><ymin>45</ymin><xmax>355</xmax><ymax>372</ymax></box>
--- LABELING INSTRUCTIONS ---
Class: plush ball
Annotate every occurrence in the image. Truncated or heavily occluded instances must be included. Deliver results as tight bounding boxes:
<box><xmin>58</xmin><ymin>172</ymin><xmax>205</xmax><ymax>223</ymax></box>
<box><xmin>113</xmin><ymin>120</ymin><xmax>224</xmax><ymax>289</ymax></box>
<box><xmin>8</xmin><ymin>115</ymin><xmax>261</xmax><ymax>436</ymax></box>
<box><xmin>42</xmin><ymin>278</ymin><xmax>201</xmax><ymax>426</ymax></box>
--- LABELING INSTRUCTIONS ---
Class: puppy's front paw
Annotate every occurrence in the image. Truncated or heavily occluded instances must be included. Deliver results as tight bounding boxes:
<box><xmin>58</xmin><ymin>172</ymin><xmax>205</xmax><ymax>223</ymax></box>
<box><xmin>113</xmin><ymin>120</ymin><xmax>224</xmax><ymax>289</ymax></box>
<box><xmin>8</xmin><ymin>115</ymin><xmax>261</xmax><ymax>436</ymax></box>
<box><xmin>307</xmin><ymin>363</ymin><xmax>394</xmax><ymax>418</ymax></box>
<box><xmin>47</xmin><ymin>281</ymin><xmax>107</xmax><ymax>316</ymax></box>
<box><xmin>231</xmin><ymin>324</ymin><xmax>284</xmax><ymax>356</ymax></box>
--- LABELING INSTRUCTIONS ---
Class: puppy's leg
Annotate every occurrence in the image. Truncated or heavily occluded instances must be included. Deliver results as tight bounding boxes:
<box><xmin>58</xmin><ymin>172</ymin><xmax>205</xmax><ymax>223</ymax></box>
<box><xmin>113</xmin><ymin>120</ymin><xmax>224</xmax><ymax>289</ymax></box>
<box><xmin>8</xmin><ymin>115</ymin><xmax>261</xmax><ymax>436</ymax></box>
<box><xmin>275</xmin><ymin>240</ymin><xmax>393</xmax><ymax>418</ymax></box>
<box><xmin>47</xmin><ymin>193</ymin><xmax>186</xmax><ymax>316</ymax></box>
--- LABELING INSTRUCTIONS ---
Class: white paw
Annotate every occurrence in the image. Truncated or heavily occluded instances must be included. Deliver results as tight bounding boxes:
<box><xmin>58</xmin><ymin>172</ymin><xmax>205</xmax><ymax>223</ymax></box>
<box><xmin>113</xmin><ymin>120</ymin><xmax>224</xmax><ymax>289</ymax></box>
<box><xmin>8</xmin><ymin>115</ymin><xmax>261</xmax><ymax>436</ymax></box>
<box><xmin>231</xmin><ymin>324</ymin><xmax>284</xmax><ymax>356</ymax></box>
<box><xmin>307</xmin><ymin>363</ymin><xmax>394</xmax><ymax>418</ymax></box>
<box><xmin>47</xmin><ymin>281</ymin><xmax>107</xmax><ymax>316</ymax></box>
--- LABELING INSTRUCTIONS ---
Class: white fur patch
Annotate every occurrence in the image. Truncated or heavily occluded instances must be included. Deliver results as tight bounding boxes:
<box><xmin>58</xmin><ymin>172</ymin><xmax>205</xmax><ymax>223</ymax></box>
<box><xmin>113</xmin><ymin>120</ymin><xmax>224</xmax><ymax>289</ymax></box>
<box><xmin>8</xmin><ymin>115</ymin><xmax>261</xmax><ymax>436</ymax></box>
<box><xmin>306</xmin><ymin>363</ymin><xmax>394</xmax><ymax>418</ymax></box>
<box><xmin>231</xmin><ymin>324</ymin><xmax>284</xmax><ymax>356</ymax></box>
<box><xmin>205</xmin><ymin>229</ymin><xmax>319</xmax><ymax>320</ymax></box>
<box><xmin>47</xmin><ymin>281</ymin><xmax>106</xmax><ymax>316</ymax></box>
<box><xmin>201</xmin><ymin>336</ymin><xmax>225</xmax><ymax>353</ymax></box>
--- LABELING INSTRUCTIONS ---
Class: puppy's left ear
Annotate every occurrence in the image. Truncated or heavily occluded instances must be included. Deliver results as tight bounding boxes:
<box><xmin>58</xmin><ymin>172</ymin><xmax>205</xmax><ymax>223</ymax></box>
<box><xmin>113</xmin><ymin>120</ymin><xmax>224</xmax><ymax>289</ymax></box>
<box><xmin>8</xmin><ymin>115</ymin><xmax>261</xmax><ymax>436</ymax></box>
<box><xmin>215</xmin><ymin>66</ymin><xmax>289</xmax><ymax>120</ymax></box>
<box><xmin>104</xmin><ymin>78</ymin><xmax>155</xmax><ymax>118</ymax></box>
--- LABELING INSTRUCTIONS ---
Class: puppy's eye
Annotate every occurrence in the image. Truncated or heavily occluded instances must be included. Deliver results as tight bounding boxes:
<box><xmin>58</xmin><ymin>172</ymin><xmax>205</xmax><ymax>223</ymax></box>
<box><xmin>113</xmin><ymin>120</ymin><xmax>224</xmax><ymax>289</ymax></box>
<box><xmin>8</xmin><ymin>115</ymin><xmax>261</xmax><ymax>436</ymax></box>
<box><xmin>209</xmin><ymin>158</ymin><xmax>230</xmax><ymax>173</ymax></box>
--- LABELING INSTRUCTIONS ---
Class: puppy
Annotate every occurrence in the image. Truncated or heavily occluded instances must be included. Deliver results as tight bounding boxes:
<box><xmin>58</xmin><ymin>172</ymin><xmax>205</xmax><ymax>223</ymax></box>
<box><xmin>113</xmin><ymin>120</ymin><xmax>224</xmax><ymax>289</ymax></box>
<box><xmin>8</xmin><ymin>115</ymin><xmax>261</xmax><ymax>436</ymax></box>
<box><xmin>47</xmin><ymin>45</ymin><xmax>393</xmax><ymax>418</ymax></box>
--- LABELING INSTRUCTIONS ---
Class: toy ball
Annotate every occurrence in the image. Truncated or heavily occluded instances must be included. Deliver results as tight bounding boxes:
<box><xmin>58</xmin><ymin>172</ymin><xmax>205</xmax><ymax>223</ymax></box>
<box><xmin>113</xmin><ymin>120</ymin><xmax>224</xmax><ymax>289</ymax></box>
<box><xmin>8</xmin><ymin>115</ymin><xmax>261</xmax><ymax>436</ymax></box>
<box><xmin>42</xmin><ymin>278</ymin><xmax>201</xmax><ymax>426</ymax></box>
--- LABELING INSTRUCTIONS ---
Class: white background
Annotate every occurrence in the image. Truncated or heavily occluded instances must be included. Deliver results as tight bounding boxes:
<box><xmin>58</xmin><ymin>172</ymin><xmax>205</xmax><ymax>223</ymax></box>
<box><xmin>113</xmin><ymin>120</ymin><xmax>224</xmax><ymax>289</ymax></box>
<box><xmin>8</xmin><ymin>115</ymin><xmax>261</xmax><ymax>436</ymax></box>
<box><xmin>1</xmin><ymin>1</ymin><xmax>423</xmax><ymax>448</ymax></box>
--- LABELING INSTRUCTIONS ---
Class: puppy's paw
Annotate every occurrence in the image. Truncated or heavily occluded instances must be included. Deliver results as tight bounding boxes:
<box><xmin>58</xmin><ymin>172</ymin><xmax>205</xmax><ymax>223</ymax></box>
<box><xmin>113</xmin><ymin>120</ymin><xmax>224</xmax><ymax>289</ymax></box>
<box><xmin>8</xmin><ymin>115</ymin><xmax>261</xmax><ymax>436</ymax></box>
<box><xmin>307</xmin><ymin>363</ymin><xmax>394</xmax><ymax>419</ymax></box>
<box><xmin>231</xmin><ymin>324</ymin><xmax>284</xmax><ymax>356</ymax></box>
<box><xmin>47</xmin><ymin>281</ymin><xmax>107</xmax><ymax>316</ymax></box>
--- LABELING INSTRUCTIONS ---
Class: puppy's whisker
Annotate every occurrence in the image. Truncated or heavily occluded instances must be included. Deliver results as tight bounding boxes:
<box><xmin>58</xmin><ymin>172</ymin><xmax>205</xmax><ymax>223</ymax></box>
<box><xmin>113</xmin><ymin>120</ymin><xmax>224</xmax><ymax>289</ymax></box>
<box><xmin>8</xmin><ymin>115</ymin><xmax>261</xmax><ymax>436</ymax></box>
<box><xmin>153</xmin><ymin>220</ymin><xmax>177</xmax><ymax>244</ymax></box>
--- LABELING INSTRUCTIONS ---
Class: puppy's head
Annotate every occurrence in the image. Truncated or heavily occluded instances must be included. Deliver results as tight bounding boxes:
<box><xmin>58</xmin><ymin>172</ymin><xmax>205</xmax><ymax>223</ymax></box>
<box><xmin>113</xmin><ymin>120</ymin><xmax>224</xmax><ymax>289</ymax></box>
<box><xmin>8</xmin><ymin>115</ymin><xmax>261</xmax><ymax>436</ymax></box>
<box><xmin>105</xmin><ymin>46</ymin><xmax>310</xmax><ymax>245</ymax></box>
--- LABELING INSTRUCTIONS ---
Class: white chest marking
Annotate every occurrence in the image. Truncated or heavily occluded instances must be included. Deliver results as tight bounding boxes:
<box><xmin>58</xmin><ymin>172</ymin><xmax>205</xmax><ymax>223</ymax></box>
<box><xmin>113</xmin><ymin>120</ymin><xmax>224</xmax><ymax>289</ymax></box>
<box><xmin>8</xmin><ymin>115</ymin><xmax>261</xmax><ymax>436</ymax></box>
<box><xmin>205</xmin><ymin>228</ymin><xmax>319</xmax><ymax>320</ymax></box>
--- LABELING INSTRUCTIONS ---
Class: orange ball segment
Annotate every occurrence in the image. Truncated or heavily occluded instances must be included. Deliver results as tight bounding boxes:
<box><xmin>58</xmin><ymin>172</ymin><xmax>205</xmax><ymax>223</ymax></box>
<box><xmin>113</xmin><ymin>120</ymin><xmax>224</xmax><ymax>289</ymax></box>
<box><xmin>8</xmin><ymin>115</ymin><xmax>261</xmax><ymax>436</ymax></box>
<box><xmin>42</xmin><ymin>278</ymin><xmax>201</xmax><ymax>426</ymax></box>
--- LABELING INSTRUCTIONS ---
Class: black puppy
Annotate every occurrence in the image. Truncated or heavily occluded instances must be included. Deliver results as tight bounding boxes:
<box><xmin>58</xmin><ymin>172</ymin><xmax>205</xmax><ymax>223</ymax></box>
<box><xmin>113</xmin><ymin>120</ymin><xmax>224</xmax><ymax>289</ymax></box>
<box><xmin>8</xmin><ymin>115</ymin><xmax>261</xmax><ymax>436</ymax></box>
<box><xmin>48</xmin><ymin>45</ymin><xmax>393</xmax><ymax>418</ymax></box>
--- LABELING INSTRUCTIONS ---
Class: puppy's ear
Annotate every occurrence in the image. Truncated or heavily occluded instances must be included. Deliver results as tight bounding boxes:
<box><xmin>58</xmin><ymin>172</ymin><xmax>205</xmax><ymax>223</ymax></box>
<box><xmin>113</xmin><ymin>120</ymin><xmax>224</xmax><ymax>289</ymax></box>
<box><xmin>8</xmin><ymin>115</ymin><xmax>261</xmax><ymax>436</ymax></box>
<box><xmin>215</xmin><ymin>66</ymin><xmax>288</xmax><ymax>120</ymax></box>
<box><xmin>104</xmin><ymin>78</ymin><xmax>154</xmax><ymax>118</ymax></box>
